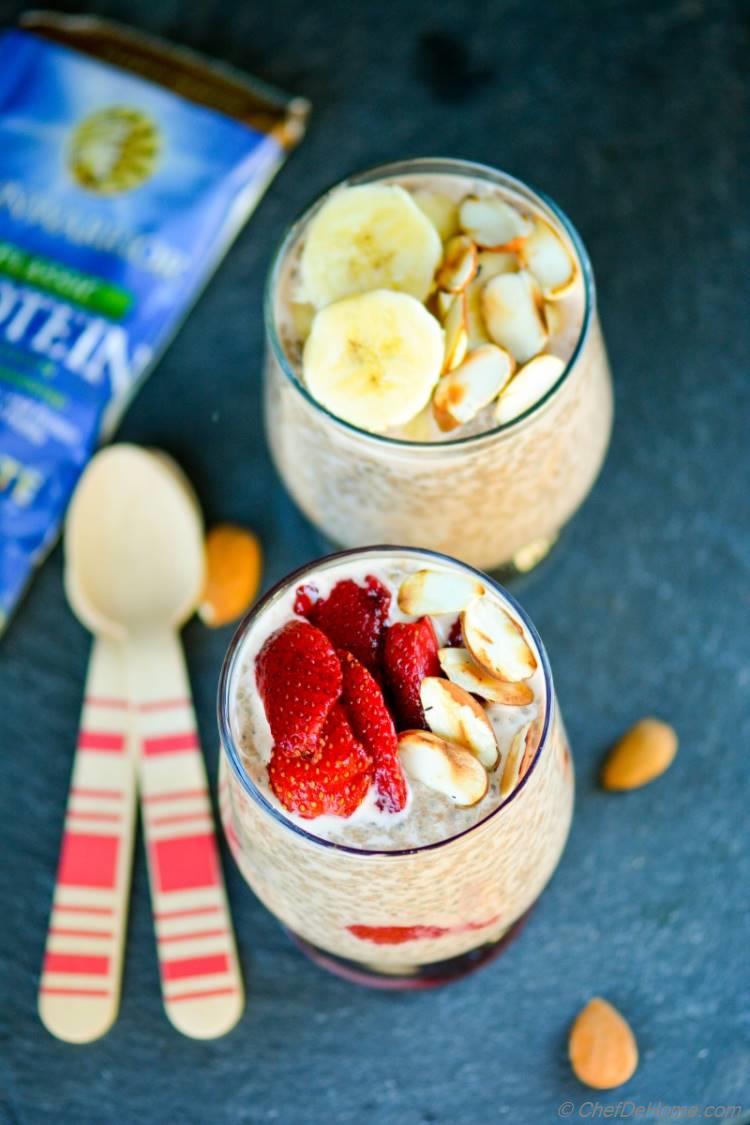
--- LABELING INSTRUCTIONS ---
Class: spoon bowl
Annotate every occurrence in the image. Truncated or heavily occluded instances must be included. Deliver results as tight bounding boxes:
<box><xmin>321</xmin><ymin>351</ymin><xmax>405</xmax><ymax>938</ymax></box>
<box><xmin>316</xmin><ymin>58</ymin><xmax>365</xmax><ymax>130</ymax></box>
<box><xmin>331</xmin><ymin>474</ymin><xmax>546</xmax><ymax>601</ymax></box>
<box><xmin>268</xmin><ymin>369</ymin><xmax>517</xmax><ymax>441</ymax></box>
<box><xmin>65</xmin><ymin>444</ymin><xmax>205</xmax><ymax>637</ymax></box>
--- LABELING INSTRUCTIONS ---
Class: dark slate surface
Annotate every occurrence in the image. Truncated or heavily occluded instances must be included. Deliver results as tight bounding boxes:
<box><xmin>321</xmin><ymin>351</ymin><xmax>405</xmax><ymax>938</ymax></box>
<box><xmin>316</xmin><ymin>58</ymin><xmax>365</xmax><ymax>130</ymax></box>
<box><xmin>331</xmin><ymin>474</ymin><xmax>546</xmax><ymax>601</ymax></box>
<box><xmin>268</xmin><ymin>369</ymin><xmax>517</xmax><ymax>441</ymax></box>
<box><xmin>1</xmin><ymin>0</ymin><xmax>749</xmax><ymax>1120</ymax></box>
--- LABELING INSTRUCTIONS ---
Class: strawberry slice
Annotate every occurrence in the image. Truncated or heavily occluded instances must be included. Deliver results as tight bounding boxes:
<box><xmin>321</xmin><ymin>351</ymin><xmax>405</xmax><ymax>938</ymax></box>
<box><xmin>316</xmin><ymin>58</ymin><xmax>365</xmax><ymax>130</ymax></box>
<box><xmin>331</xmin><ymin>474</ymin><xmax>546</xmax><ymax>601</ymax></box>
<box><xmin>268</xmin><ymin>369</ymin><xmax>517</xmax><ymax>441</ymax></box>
<box><xmin>268</xmin><ymin>703</ymin><xmax>372</xmax><ymax>818</ymax></box>
<box><xmin>256</xmin><ymin>620</ymin><xmax>342</xmax><ymax>758</ymax></box>
<box><xmin>338</xmin><ymin>649</ymin><xmax>407</xmax><ymax>813</ymax></box>
<box><xmin>299</xmin><ymin>576</ymin><xmax>391</xmax><ymax>674</ymax></box>
<box><xmin>383</xmin><ymin>617</ymin><xmax>441</xmax><ymax>731</ymax></box>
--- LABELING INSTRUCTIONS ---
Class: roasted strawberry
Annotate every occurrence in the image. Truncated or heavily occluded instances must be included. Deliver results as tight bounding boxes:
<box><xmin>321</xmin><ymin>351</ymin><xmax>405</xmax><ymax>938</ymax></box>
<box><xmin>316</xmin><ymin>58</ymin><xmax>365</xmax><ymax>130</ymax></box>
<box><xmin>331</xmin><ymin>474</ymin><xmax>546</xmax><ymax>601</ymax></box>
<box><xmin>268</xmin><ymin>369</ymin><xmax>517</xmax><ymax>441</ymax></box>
<box><xmin>383</xmin><ymin>617</ymin><xmax>441</xmax><ymax>730</ymax></box>
<box><xmin>256</xmin><ymin>620</ymin><xmax>342</xmax><ymax>758</ymax></box>
<box><xmin>338</xmin><ymin>649</ymin><xmax>407</xmax><ymax>813</ymax></box>
<box><xmin>268</xmin><ymin>703</ymin><xmax>372</xmax><ymax>818</ymax></box>
<box><xmin>300</xmin><ymin>576</ymin><xmax>391</xmax><ymax>674</ymax></box>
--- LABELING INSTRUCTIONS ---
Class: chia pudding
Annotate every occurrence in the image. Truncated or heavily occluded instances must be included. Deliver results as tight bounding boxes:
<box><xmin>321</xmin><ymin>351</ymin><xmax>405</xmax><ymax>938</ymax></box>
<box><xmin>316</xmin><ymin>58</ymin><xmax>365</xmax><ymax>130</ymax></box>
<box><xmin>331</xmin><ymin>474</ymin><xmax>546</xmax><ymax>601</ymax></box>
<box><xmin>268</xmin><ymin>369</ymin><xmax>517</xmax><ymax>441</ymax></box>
<box><xmin>263</xmin><ymin>158</ymin><xmax>613</xmax><ymax>573</ymax></box>
<box><xmin>218</xmin><ymin>547</ymin><xmax>574</xmax><ymax>984</ymax></box>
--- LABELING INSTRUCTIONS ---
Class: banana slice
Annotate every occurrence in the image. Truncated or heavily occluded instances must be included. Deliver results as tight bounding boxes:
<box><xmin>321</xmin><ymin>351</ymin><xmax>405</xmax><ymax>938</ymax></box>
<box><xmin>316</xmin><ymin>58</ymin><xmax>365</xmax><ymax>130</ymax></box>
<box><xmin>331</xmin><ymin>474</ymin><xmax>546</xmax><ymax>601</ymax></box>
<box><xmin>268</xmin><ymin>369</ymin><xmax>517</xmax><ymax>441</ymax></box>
<box><xmin>481</xmin><ymin>270</ymin><xmax>548</xmax><ymax>364</ymax></box>
<box><xmin>495</xmin><ymin>354</ymin><xmax>566</xmax><ymax>425</ymax></box>
<box><xmin>411</xmin><ymin>188</ymin><xmax>460</xmax><ymax>241</ymax></box>
<box><xmin>303</xmin><ymin>290</ymin><xmax>444</xmax><ymax>432</ymax></box>
<box><xmin>300</xmin><ymin>184</ymin><xmax>442</xmax><ymax>308</ymax></box>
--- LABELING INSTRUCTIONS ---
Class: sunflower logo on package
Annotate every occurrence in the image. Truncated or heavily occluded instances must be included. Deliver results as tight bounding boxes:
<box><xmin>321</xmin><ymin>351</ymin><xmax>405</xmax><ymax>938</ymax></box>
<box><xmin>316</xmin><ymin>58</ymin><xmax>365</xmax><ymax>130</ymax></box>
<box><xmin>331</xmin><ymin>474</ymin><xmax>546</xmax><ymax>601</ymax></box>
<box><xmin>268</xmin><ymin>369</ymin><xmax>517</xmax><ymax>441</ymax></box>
<box><xmin>69</xmin><ymin>106</ymin><xmax>160</xmax><ymax>194</ymax></box>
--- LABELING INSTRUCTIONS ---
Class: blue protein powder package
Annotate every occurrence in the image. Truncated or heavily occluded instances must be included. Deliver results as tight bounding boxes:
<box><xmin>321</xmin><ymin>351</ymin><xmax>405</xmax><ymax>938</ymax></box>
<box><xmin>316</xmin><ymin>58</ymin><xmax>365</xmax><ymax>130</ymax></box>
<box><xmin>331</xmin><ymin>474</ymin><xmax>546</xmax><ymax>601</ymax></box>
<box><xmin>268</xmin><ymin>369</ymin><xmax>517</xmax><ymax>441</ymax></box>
<box><xmin>0</xmin><ymin>15</ymin><xmax>309</xmax><ymax>632</ymax></box>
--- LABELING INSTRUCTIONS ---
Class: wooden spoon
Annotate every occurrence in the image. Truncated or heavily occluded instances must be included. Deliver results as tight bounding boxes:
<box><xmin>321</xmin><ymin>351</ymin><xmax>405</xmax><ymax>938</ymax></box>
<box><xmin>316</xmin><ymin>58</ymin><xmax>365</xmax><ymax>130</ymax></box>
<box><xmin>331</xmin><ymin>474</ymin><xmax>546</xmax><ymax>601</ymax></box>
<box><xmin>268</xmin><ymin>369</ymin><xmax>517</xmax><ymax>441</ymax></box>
<box><xmin>64</xmin><ymin>444</ymin><xmax>244</xmax><ymax>1039</ymax></box>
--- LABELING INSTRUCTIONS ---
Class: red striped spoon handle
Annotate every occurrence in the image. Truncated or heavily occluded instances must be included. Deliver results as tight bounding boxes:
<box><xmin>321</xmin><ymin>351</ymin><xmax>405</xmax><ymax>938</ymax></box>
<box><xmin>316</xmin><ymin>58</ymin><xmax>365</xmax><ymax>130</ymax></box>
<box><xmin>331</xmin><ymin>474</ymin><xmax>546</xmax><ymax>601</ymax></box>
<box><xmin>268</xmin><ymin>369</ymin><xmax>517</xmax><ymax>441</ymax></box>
<box><xmin>126</xmin><ymin>628</ymin><xmax>244</xmax><ymax>1038</ymax></box>
<box><xmin>39</xmin><ymin>638</ymin><xmax>136</xmax><ymax>1043</ymax></box>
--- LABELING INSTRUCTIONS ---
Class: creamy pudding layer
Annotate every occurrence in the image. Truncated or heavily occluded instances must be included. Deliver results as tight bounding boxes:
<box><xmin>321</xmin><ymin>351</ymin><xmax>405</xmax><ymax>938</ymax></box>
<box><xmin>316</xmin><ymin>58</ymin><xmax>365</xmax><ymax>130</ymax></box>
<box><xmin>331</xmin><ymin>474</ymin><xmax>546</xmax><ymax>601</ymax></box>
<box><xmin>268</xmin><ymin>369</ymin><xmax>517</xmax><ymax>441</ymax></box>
<box><xmin>231</xmin><ymin>555</ymin><xmax>544</xmax><ymax>849</ymax></box>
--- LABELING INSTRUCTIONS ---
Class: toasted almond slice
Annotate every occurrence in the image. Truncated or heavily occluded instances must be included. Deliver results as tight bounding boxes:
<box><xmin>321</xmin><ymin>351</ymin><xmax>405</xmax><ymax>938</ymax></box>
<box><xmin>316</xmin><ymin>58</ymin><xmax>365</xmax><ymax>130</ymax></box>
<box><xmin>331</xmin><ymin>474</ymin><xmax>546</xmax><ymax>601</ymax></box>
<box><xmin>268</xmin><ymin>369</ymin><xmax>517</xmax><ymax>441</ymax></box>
<box><xmin>542</xmin><ymin>299</ymin><xmax>564</xmax><ymax>338</ymax></box>
<box><xmin>398</xmin><ymin>730</ymin><xmax>488</xmax><ymax>806</ymax></box>
<box><xmin>420</xmin><ymin>677</ymin><xmax>498</xmax><ymax>769</ymax></box>
<box><xmin>569</xmin><ymin>998</ymin><xmax>639</xmax><ymax>1090</ymax></box>
<box><xmin>465</xmin><ymin>279</ymin><xmax>490</xmax><ymax>348</ymax></box>
<box><xmin>495</xmin><ymin>353</ymin><xmax>566</xmax><ymax>424</ymax></box>
<box><xmin>500</xmin><ymin>721</ymin><xmax>530</xmax><ymax>796</ymax></box>
<box><xmin>600</xmin><ymin>718</ymin><xmax>678</xmax><ymax>791</ymax></box>
<box><xmin>518</xmin><ymin>716</ymin><xmax>543</xmax><ymax>780</ymax></box>
<box><xmin>519</xmin><ymin>219</ymin><xmax>577</xmax><ymax>299</ymax></box>
<box><xmin>461</xmin><ymin>597</ymin><xmax>537</xmax><ymax>682</ymax></box>
<box><xmin>398</xmin><ymin>568</ymin><xmax>485</xmax><ymax>615</ymax></box>
<box><xmin>458</xmin><ymin>195</ymin><xmax>533</xmax><ymax>249</ymax></box>
<box><xmin>481</xmin><ymin>270</ymin><xmax>548</xmax><ymax>364</ymax></box>
<box><xmin>435</xmin><ymin>289</ymin><xmax>454</xmax><ymax>320</ymax></box>
<box><xmin>411</xmin><ymin>188</ymin><xmax>460</xmax><ymax>241</ymax></box>
<box><xmin>438</xmin><ymin>648</ymin><xmax>535</xmax><ymax>706</ymax></box>
<box><xmin>433</xmin><ymin>344</ymin><xmax>515</xmax><ymax>431</ymax></box>
<box><xmin>476</xmin><ymin>249</ymin><xmax>519</xmax><ymax>282</ymax></box>
<box><xmin>441</xmin><ymin>292</ymin><xmax>469</xmax><ymax>373</ymax></box>
<box><xmin>436</xmin><ymin>235</ymin><xmax>478</xmax><ymax>293</ymax></box>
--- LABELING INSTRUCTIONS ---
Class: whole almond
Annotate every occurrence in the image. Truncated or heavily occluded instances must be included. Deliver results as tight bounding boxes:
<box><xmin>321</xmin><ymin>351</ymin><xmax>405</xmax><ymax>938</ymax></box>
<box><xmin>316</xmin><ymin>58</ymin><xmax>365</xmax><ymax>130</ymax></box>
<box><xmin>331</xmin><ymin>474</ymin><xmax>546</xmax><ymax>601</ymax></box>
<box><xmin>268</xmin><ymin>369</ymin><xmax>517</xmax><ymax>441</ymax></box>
<box><xmin>199</xmin><ymin>524</ymin><xmax>262</xmax><ymax>627</ymax></box>
<box><xmin>569</xmin><ymin>997</ymin><xmax>638</xmax><ymax>1089</ymax></box>
<box><xmin>601</xmin><ymin>718</ymin><xmax>677</xmax><ymax>791</ymax></box>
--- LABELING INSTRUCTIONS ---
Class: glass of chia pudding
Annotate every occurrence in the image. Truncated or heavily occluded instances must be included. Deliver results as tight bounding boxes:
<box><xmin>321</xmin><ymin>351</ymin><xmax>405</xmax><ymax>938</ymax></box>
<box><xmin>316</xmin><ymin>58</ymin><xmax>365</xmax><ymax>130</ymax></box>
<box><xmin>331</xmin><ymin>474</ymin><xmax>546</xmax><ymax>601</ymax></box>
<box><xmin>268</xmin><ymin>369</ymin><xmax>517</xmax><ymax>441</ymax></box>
<box><xmin>264</xmin><ymin>158</ymin><xmax>613</xmax><ymax>575</ymax></box>
<box><xmin>218</xmin><ymin>547</ymin><xmax>574</xmax><ymax>988</ymax></box>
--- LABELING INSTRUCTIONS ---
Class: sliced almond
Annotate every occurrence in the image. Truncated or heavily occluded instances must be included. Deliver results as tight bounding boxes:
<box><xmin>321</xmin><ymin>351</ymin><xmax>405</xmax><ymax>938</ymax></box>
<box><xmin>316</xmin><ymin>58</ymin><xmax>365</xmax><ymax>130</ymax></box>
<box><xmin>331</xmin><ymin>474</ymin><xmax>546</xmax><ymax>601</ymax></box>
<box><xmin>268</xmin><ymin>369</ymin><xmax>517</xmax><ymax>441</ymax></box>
<box><xmin>495</xmin><ymin>354</ymin><xmax>566</xmax><ymax>424</ymax></box>
<box><xmin>518</xmin><ymin>715</ymin><xmax>543</xmax><ymax>780</ymax></box>
<box><xmin>458</xmin><ymin>195</ymin><xmax>532</xmax><ymax>249</ymax></box>
<box><xmin>398</xmin><ymin>730</ymin><xmax>488</xmax><ymax>807</ymax></box>
<box><xmin>461</xmin><ymin>596</ymin><xmax>537</xmax><ymax>682</ymax></box>
<box><xmin>436</xmin><ymin>234</ymin><xmax>478</xmax><ymax>293</ymax></box>
<box><xmin>464</xmin><ymin>279</ymin><xmax>490</xmax><ymax>348</ymax></box>
<box><xmin>542</xmin><ymin>299</ymin><xmax>564</xmax><ymax>338</ymax></box>
<box><xmin>433</xmin><ymin>344</ymin><xmax>515</xmax><ymax>431</ymax></box>
<box><xmin>481</xmin><ymin>270</ymin><xmax>548</xmax><ymax>364</ymax></box>
<box><xmin>420</xmin><ymin>677</ymin><xmax>498</xmax><ymax>769</ymax></box>
<box><xmin>199</xmin><ymin>524</ymin><xmax>263</xmax><ymax>627</ymax></box>
<box><xmin>435</xmin><ymin>289</ymin><xmax>454</xmax><ymax>320</ymax></box>
<box><xmin>438</xmin><ymin>647</ymin><xmax>535</xmax><ymax>706</ymax></box>
<box><xmin>500</xmin><ymin>721</ymin><xmax>530</xmax><ymax>797</ymax></box>
<box><xmin>411</xmin><ymin>188</ymin><xmax>460</xmax><ymax>241</ymax></box>
<box><xmin>441</xmin><ymin>292</ymin><xmax>469</xmax><ymax>373</ymax></box>
<box><xmin>398</xmin><ymin>568</ymin><xmax>485</xmax><ymax>615</ymax></box>
<box><xmin>569</xmin><ymin>998</ymin><xmax>639</xmax><ymax>1090</ymax></box>
<box><xmin>519</xmin><ymin>219</ymin><xmax>577</xmax><ymax>299</ymax></box>
<box><xmin>600</xmin><ymin>718</ymin><xmax>678</xmax><ymax>791</ymax></box>
<box><xmin>476</xmin><ymin>249</ymin><xmax>518</xmax><ymax>282</ymax></box>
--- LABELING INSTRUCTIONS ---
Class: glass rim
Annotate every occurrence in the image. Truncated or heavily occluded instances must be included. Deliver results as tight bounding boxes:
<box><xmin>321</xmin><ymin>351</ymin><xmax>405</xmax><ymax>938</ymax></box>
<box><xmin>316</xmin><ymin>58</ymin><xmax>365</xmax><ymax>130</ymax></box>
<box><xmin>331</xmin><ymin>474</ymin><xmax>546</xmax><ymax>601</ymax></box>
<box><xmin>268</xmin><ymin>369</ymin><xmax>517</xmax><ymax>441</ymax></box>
<box><xmin>217</xmin><ymin>545</ymin><xmax>556</xmax><ymax>858</ymax></box>
<box><xmin>263</xmin><ymin>156</ymin><xmax>595</xmax><ymax>451</ymax></box>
